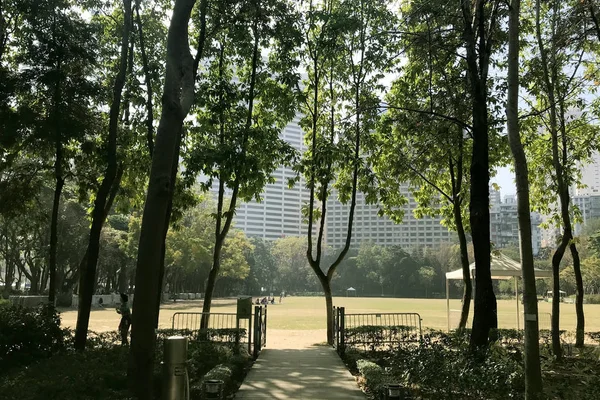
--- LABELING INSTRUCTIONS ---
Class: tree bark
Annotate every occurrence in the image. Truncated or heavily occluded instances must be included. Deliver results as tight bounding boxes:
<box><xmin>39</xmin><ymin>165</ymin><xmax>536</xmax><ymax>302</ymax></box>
<box><xmin>454</xmin><ymin>199</ymin><xmax>472</xmax><ymax>330</ymax></box>
<box><xmin>507</xmin><ymin>0</ymin><xmax>543</xmax><ymax>395</ymax></box>
<box><xmin>48</xmin><ymin>168</ymin><xmax>64</xmax><ymax>305</ymax></box>
<box><xmin>571</xmin><ymin>242</ymin><xmax>585</xmax><ymax>346</ymax></box>
<box><xmin>48</xmin><ymin>46</ymin><xmax>64</xmax><ymax>306</ymax></box>
<box><xmin>74</xmin><ymin>0</ymin><xmax>131</xmax><ymax>351</ymax></box>
<box><xmin>128</xmin><ymin>0</ymin><xmax>197</xmax><ymax>396</ymax></box>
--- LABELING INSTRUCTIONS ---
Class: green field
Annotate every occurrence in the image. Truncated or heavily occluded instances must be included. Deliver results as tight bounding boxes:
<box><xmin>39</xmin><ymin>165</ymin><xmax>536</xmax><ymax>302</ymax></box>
<box><xmin>60</xmin><ymin>296</ymin><xmax>599</xmax><ymax>333</ymax></box>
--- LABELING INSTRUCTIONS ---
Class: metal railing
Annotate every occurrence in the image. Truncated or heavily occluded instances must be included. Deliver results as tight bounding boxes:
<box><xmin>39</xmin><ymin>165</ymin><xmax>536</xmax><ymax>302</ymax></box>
<box><xmin>333</xmin><ymin>306</ymin><xmax>422</xmax><ymax>355</ymax></box>
<box><xmin>171</xmin><ymin>306</ymin><xmax>267</xmax><ymax>358</ymax></box>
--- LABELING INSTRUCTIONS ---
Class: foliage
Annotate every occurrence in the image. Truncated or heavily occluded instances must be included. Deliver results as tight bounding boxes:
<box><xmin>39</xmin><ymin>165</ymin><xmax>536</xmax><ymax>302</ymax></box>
<box><xmin>0</xmin><ymin>325</ymin><xmax>252</xmax><ymax>400</ymax></box>
<box><xmin>356</xmin><ymin>359</ymin><xmax>391</xmax><ymax>397</ymax></box>
<box><xmin>0</xmin><ymin>303</ymin><xmax>67</xmax><ymax>370</ymax></box>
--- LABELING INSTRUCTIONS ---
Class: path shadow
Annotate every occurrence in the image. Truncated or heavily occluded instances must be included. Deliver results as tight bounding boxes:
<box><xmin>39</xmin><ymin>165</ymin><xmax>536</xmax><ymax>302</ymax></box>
<box><xmin>236</xmin><ymin>348</ymin><xmax>365</xmax><ymax>399</ymax></box>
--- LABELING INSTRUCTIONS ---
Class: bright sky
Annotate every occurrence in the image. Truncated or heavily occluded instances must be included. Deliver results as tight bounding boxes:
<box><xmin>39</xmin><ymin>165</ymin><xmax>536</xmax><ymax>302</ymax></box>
<box><xmin>492</xmin><ymin>166</ymin><xmax>516</xmax><ymax>197</ymax></box>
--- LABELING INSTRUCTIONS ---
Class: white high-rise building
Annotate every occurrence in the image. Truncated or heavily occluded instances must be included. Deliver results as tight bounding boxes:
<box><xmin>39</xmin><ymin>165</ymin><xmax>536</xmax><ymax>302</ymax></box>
<box><xmin>325</xmin><ymin>185</ymin><xmax>456</xmax><ymax>250</ymax></box>
<box><xmin>209</xmin><ymin>115</ymin><xmax>312</xmax><ymax>240</ymax></box>
<box><xmin>576</xmin><ymin>152</ymin><xmax>600</xmax><ymax>196</ymax></box>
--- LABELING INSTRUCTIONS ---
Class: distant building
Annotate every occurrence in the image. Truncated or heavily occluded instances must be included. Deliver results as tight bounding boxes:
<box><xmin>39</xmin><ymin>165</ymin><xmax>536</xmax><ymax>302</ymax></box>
<box><xmin>325</xmin><ymin>186</ymin><xmax>456</xmax><ymax>250</ymax></box>
<box><xmin>576</xmin><ymin>151</ymin><xmax>600</xmax><ymax>196</ymax></box>
<box><xmin>207</xmin><ymin>115</ymin><xmax>313</xmax><ymax>241</ymax></box>
<box><xmin>490</xmin><ymin>194</ymin><xmax>542</xmax><ymax>255</ymax></box>
<box><xmin>572</xmin><ymin>195</ymin><xmax>600</xmax><ymax>236</ymax></box>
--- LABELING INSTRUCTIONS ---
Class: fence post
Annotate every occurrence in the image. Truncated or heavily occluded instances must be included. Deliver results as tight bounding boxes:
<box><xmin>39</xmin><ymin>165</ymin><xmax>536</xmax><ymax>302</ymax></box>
<box><xmin>263</xmin><ymin>305</ymin><xmax>267</xmax><ymax>347</ymax></box>
<box><xmin>339</xmin><ymin>307</ymin><xmax>345</xmax><ymax>356</ymax></box>
<box><xmin>253</xmin><ymin>306</ymin><xmax>260</xmax><ymax>358</ymax></box>
<box><xmin>331</xmin><ymin>306</ymin><xmax>338</xmax><ymax>348</ymax></box>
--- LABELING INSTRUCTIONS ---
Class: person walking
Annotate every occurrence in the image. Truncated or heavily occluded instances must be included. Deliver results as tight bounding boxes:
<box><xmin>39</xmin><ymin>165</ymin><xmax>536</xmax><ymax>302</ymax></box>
<box><xmin>116</xmin><ymin>293</ymin><xmax>132</xmax><ymax>345</ymax></box>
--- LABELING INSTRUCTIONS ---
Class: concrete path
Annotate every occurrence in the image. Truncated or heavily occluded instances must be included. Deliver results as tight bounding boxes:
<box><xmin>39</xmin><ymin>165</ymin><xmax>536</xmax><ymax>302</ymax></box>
<box><xmin>235</xmin><ymin>346</ymin><xmax>365</xmax><ymax>399</ymax></box>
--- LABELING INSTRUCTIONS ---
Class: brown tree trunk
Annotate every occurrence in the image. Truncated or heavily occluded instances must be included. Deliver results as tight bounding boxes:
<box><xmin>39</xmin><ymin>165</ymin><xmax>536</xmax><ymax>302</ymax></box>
<box><xmin>551</xmin><ymin>238</ymin><xmax>567</xmax><ymax>358</ymax></box>
<box><xmin>455</xmin><ymin>199</ymin><xmax>471</xmax><ymax>330</ymax></box>
<box><xmin>48</xmin><ymin>162</ymin><xmax>64</xmax><ymax>305</ymax></box>
<box><xmin>153</xmin><ymin>133</ymin><xmax>180</xmax><ymax>328</ymax></box>
<box><xmin>571</xmin><ymin>243</ymin><xmax>584</xmax><ymax>346</ymax></box>
<box><xmin>461</xmin><ymin>0</ymin><xmax>498</xmax><ymax>349</ymax></box>
<box><xmin>128</xmin><ymin>0</ymin><xmax>197</xmax><ymax>396</ymax></box>
<box><xmin>468</xmin><ymin>92</ymin><xmax>497</xmax><ymax>348</ymax></box>
<box><xmin>74</xmin><ymin>0</ymin><xmax>131</xmax><ymax>350</ymax></box>
<box><xmin>507</xmin><ymin>0</ymin><xmax>543</xmax><ymax>395</ymax></box>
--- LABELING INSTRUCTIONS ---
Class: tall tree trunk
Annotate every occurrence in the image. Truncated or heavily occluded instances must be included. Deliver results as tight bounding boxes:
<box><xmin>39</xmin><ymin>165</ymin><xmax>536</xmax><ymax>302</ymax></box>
<box><xmin>571</xmin><ymin>242</ymin><xmax>584</xmax><ymax>346</ymax></box>
<box><xmin>461</xmin><ymin>0</ymin><xmax>498</xmax><ymax>349</ymax></box>
<box><xmin>128</xmin><ymin>0</ymin><xmax>197</xmax><ymax>396</ymax></box>
<box><xmin>154</xmin><ymin>132</ymin><xmax>181</xmax><ymax>328</ymax></box>
<box><xmin>468</xmin><ymin>91</ymin><xmax>497</xmax><ymax>348</ymax></box>
<box><xmin>507</xmin><ymin>0</ymin><xmax>543</xmax><ymax>395</ymax></box>
<box><xmin>455</xmin><ymin>200</ymin><xmax>472</xmax><ymax>330</ymax></box>
<box><xmin>551</xmin><ymin>238</ymin><xmax>567</xmax><ymax>358</ymax></box>
<box><xmin>49</xmin><ymin>150</ymin><xmax>64</xmax><ymax>305</ymax></box>
<box><xmin>74</xmin><ymin>0</ymin><xmax>131</xmax><ymax>351</ymax></box>
<box><xmin>319</xmin><ymin>276</ymin><xmax>334</xmax><ymax>345</ymax></box>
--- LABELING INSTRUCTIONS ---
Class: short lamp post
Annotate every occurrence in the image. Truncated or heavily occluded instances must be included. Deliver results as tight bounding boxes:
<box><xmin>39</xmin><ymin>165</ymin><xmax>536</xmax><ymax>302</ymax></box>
<box><xmin>204</xmin><ymin>379</ymin><xmax>224</xmax><ymax>399</ymax></box>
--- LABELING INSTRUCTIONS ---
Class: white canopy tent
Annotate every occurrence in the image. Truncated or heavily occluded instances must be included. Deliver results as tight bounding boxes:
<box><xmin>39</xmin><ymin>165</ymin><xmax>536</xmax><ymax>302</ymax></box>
<box><xmin>346</xmin><ymin>287</ymin><xmax>357</xmax><ymax>297</ymax></box>
<box><xmin>445</xmin><ymin>253</ymin><xmax>553</xmax><ymax>331</ymax></box>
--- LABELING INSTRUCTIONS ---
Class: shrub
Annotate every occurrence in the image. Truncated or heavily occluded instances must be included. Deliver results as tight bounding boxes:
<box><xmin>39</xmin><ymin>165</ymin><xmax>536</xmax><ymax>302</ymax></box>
<box><xmin>585</xmin><ymin>294</ymin><xmax>600</xmax><ymax>304</ymax></box>
<box><xmin>356</xmin><ymin>359</ymin><xmax>390</xmax><ymax>396</ymax></box>
<box><xmin>0</xmin><ymin>347</ymin><xmax>146</xmax><ymax>400</ymax></box>
<box><xmin>0</xmin><ymin>303</ymin><xmax>67</xmax><ymax>370</ymax></box>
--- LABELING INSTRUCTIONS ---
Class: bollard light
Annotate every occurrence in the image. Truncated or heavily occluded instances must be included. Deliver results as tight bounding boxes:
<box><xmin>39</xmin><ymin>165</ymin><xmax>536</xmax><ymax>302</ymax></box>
<box><xmin>387</xmin><ymin>383</ymin><xmax>402</xmax><ymax>399</ymax></box>
<box><xmin>162</xmin><ymin>336</ymin><xmax>189</xmax><ymax>400</ymax></box>
<box><xmin>204</xmin><ymin>379</ymin><xmax>224</xmax><ymax>399</ymax></box>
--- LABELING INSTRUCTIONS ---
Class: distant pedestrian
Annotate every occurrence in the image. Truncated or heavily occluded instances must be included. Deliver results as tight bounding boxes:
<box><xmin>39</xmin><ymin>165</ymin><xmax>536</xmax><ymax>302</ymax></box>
<box><xmin>116</xmin><ymin>293</ymin><xmax>131</xmax><ymax>346</ymax></box>
<box><xmin>279</xmin><ymin>293</ymin><xmax>283</xmax><ymax>303</ymax></box>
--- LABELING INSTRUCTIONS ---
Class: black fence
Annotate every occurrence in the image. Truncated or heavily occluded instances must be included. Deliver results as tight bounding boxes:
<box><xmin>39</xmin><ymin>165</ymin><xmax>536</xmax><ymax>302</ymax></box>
<box><xmin>252</xmin><ymin>305</ymin><xmax>267</xmax><ymax>358</ymax></box>
<box><xmin>171</xmin><ymin>305</ymin><xmax>267</xmax><ymax>358</ymax></box>
<box><xmin>333</xmin><ymin>306</ymin><xmax>422</xmax><ymax>355</ymax></box>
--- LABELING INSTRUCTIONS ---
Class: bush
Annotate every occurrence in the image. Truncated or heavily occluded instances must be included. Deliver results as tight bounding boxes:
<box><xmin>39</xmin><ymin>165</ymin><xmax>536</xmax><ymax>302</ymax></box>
<box><xmin>356</xmin><ymin>359</ymin><xmax>390</xmax><ymax>396</ymax></box>
<box><xmin>0</xmin><ymin>303</ymin><xmax>67</xmax><ymax>370</ymax></box>
<box><xmin>585</xmin><ymin>294</ymin><xmax>600</xmax><ymax>304</ymax></box>
<box><xmin>0</xmin><ymin>347</ymin><xmax>141</xmax><ymax>400</ymax></box>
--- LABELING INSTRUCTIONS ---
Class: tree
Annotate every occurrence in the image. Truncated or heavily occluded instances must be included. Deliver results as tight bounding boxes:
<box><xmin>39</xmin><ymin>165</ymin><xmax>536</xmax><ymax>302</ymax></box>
<box><xmin>506</xmin><ymin>0</ymin><xmax>543</xmax><ymax>395</ymax></box>
<box><xmin>128</xmin><ymin>0</ymin><xmax>200</xmax><ymax>395</ymax></box>
<box><xmin>374</xmin><ymin>0</ymin><xmax>475</xmax><ymax>329</ymax></box>
<box><xmin>244</xmin><ymin>238</ymin><xmax>277</xmax><ymax>295</ymax></box>
<box><xmin>75</xmin><ymin>0</ymin><xmax>132</xmax><ymax>351</ymax></box>
<box><xmin>298</xmin><ymin>0</ymin><xmax>398</xmax><ymax>345</ymax></box>
<box><xmin>525</xmin><ymin>0</ymin><xmax>596</xmax><ymax>351</ymax></box>
<box><xmin>16</xmin><ymin>0</ymin><xmax>100</xmax><ymax>305</ymax></box>
<box><xmin>459</xmin><ymin>0</ymin><xmax>503</xmax><ymax>348</ymax></box>
<box><xmin>272</xmin><ymin>236</ymin><xmax>316</xmax><ymax>294</ymax></box>
<box><xmin>183</xmin><ymin>0</ymin><xmax>300</xmax><ymax>325</ymax></box>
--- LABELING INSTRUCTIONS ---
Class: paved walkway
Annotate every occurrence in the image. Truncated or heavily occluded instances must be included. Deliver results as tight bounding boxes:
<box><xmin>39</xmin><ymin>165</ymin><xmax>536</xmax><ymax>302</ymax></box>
<box><xmin>235</xmin><ymin>346</ymin><xmax>365</xmax><ymax>399</ymax></box>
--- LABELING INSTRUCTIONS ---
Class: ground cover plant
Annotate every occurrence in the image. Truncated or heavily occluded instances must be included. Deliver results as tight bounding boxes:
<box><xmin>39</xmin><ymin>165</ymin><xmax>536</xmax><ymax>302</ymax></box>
<box><xmin>343</xmin><ymin>329</ymin><xmax>600</xmax><ymax>400</ymax></box>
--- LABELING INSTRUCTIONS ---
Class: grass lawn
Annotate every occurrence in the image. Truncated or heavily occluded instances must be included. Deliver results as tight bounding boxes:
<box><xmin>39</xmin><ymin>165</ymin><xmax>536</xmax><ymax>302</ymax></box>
<box><xmin>59</xmin><ymin>296</ymin><xmax>600</xmax><ymax>333</ymax></box>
